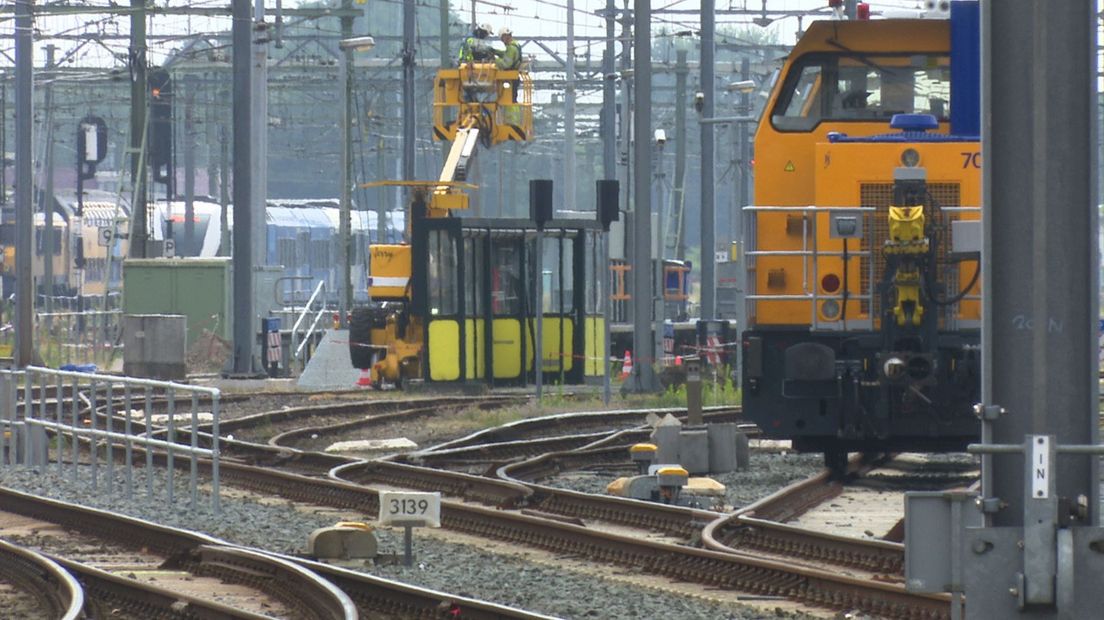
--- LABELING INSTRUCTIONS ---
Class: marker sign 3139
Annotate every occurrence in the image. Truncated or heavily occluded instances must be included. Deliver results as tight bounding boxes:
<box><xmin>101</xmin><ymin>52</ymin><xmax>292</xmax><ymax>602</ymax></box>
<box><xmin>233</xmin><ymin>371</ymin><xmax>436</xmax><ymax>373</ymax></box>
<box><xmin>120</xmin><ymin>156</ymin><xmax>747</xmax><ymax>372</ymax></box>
<box><xmin>378</xmin><ymin>491</ymin><xmax>441</xmax><ymax>528</ymax></box>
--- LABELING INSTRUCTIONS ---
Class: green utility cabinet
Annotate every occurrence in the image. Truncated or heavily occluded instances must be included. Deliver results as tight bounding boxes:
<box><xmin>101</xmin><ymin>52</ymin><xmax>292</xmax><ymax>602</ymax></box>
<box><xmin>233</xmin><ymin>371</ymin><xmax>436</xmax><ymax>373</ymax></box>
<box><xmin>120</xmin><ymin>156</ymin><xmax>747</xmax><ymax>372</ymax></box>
<box><xmin>123</xmin><ymin>258</ymin><xmax>232</xmax><ymax>347</ymax></box>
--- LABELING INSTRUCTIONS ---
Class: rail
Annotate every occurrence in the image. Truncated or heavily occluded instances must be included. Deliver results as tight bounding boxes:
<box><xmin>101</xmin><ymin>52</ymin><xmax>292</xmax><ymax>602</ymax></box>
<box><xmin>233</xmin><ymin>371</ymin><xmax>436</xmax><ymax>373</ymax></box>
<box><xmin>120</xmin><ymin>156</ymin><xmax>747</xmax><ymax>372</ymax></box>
<box><xmin>0</xmin><ymin>539</ymin><xmax>84</xmax><ymax>620</ymax></box>
<box><xmin>742</xmin><ymin>204</ymin><xmax>981</xmax><ymax>331</ymax></box>
<box><xmin>1</xmin><ymin>366</ymin><xmax>222</xmax><ymax>514</ymax></box>
<box><xmin>291</xmin><ymin>279</ymin><xmax>329</xmax><ymax>365</ymax></box>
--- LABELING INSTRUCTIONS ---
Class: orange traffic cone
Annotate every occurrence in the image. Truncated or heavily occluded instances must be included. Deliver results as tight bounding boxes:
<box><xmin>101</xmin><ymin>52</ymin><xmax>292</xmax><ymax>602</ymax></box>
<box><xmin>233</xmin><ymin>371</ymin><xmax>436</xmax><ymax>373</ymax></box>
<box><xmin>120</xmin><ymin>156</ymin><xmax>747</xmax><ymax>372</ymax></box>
<box><xmin>620</xmin><ymin>350</ymin><xmax>633</xmax><ymax>380</ymax></box>
<box><xmin>356</xmin><ymin>369</ymin><xmax>373</xmax><ymax>388</ymax></box>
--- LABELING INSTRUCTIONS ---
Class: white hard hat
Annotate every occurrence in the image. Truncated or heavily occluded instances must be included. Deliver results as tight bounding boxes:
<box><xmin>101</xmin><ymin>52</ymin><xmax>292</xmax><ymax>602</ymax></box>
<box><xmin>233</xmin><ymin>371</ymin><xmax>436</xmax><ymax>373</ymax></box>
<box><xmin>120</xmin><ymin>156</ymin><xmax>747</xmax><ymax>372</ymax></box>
<box><xmin>499</xmin><ymin>27</ymin><xmax>512</xmax><ymax>37</ymax></box>
<box><xmin>480</xmin><ymin>23</ymin><xmax>494</xmax><ymax>34</ymax></box>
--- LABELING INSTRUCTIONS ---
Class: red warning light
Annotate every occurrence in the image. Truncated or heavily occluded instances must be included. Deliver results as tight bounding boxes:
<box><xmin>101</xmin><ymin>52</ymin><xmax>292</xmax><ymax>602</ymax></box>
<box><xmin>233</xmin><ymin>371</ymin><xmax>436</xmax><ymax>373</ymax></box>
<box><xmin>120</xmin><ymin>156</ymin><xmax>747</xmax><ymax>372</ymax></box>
<box><xmin>857</xmin><ymin>2</ymin><xmax>871</xmax><ymax>19</ymax></box>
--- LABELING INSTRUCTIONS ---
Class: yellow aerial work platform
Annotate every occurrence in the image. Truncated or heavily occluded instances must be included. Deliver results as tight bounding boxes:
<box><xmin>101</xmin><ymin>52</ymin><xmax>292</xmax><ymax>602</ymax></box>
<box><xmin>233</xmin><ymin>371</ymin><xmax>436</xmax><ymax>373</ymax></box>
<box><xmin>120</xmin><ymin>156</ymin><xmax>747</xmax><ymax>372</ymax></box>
<box><xmin>433</xmin><ymin>64</ymin><xmax>533</xmax><ymax>145</ymax></box>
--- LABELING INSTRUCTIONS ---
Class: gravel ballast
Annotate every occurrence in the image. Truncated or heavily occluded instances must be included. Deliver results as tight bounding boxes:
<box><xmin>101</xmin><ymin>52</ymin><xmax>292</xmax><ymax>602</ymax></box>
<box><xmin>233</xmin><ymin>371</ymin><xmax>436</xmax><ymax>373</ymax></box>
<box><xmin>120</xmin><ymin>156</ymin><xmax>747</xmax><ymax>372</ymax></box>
<box><xmin>0</xmin><ymin>467</ymin><xmax>814</xmax><ymax>620</ymax></box>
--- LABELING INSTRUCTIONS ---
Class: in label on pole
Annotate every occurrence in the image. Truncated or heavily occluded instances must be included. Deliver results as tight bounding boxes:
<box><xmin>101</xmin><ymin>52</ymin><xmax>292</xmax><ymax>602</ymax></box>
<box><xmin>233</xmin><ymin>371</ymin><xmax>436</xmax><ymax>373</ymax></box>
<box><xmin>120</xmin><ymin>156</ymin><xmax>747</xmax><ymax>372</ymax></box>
<box><xmin>1031</xmin><ymin>435</ymin><xmax>1049</xmax><ymax>499</ymax></box>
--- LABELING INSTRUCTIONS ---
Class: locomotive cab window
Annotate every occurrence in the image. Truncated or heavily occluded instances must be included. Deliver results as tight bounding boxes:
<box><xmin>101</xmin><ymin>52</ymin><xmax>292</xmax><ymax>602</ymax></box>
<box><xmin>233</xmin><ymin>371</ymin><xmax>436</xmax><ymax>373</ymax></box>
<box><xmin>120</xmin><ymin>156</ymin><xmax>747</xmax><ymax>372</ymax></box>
<box><xmin>771</xmin><ymin>53</ymin><xmax>950</xmax><ymax>132</ymax></box>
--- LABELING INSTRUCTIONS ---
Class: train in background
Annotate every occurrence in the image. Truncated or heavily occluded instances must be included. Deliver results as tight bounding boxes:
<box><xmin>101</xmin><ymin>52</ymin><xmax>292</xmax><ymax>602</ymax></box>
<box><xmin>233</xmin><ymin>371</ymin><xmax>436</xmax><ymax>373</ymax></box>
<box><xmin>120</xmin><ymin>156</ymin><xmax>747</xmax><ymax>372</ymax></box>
<box><xmin>740</xmin><ymin>2</ymin><xmax>982</xmax><ymax>471</ymax></box>
<box><xmin>0</xmin><ymin>193</ymin><xmax>406</xmax><ymax>305</ymax></box>
<box><xmin>0</xmin><ymin>189</ymin><xmax>131</xmax><ymax>298</ymax></box>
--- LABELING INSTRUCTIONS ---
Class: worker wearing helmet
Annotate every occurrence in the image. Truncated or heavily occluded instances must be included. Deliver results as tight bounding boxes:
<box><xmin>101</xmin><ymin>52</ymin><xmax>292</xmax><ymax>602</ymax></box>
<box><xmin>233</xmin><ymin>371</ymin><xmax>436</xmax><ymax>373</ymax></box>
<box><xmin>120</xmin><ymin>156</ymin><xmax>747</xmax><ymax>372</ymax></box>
<box><xmin>494</xmin><ymin>28</ymin><xmax>521</xmax><ymax>70</ymax></box>
<box><xmin>458</xmin><ymin>24</ymin><xmax>495</xmax><ymax>65</ymax></box>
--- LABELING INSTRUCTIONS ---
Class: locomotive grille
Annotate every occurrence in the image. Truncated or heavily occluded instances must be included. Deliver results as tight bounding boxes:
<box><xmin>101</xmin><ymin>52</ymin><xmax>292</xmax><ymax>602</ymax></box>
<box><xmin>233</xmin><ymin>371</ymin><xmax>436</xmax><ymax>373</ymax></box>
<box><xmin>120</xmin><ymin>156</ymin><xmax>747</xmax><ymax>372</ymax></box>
<box><xmin>859</xmin><ymin>182</ymin><xmax>961</xmax><ymax>321</ymax></box>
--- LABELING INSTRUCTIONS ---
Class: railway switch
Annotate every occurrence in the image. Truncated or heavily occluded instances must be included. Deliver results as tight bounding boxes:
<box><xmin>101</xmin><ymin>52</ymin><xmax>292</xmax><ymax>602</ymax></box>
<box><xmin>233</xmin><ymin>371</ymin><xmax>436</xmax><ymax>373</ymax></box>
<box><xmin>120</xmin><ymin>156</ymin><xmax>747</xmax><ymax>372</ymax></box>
<box><xmin>630</xmin><ymin>443</ymin><xmax>657</xmax><ymax>475</ymax></box>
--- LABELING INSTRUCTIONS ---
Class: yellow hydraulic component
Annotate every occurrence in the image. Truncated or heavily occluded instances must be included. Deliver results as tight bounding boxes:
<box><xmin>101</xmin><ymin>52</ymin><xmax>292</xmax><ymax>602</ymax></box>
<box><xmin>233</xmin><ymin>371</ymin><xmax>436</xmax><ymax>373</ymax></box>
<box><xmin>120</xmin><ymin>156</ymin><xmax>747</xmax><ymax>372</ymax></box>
<box><xmin>630</xmin><ymin>443</ymin><xmax>658</xmax><ymax>455</ymax></box>
<box><xmin>334</xmin><ymin>521</ymin><xmax>375</xmax><ymax>532</ymax></box>
<box><xmin>433</xmin><ymin>64</ymin><xmax>533</xmax><ymax>146</ymax></box>
<box><xmin>892</xmin><ymin>268</ymin><xmax>924</xmax><ymax>327</ymax></box>
<box><xmin>885</xmin><ymin>205</ymin><xmax>928</xmax><ymax>254</ymax></box>
<box><xmin>886</xmin><ymin>205</ymin><xmax>929</xmax><ymax>327</ymax></box>
<box><xmin>368</xmin><ymin>315</ymin><xmax>423</xmax><ymax>385</ymax></box>
<box><xmin>369</xmin><ymin>244</ymin><xmax>412</xmax><ymax>300</ymax></box>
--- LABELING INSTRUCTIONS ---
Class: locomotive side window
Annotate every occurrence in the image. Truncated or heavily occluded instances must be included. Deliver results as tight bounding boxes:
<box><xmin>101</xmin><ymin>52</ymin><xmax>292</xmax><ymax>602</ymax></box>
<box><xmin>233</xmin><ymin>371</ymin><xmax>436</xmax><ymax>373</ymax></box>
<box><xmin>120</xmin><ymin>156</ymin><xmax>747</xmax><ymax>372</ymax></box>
<box><xmin>772</xmin><ymin>53</ymin><xmax>950</xmax><ymax>132</ymax></box>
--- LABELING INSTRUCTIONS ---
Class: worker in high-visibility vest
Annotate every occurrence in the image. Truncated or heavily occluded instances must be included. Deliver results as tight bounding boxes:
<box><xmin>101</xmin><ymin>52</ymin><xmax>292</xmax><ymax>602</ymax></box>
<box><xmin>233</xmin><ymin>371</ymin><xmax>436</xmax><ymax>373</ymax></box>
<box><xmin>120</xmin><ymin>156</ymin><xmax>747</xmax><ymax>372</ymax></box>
<box><xmin>457</xmin><ymin>24</ymin><xmax>494</xmax><ymax>65</ymax></box>
<box><xmin>496</xmin><ymin>27</ymin><xmax>522</xmax><ymax>108</ymax></box>
<box><xmin>494</xmin><ymin>28</ymin><xmax>521</xmax><ymax>70</ymax></box>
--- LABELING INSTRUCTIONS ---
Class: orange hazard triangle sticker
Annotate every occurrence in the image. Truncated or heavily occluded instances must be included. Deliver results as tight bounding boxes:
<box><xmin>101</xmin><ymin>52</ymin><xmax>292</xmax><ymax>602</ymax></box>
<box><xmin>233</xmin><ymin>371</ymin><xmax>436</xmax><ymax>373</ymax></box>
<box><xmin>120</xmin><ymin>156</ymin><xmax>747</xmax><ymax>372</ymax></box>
<box><xmin>784</xmin><ymin>160</ymin><xmax>796</xmax><ymax>172</ymax></box>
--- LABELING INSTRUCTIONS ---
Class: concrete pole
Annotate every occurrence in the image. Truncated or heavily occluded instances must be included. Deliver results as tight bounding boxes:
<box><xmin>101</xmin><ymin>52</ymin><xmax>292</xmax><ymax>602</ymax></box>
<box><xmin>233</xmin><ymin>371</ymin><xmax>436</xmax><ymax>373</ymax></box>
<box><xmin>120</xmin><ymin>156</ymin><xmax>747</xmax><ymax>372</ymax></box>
<box><xmin>251</xmin><ymin>0</ymin><xmax>268</xmax><ymax>269</ymax></box>
<box><xmin>618</xmin><ymin>2</ymin><xmax>632</xmax><ymax>261</ymax></box>
<box><xmin>602</xmin><ymin>227</ymin><xmax>611</xmax><ymax>404</ymax></box>
<box><xmin>440</xmin><ymin>0</ymin><xmax>450</xmax><ymax>165</ymax></box>
<box><xmin>206</xmin><ymin>76</ymin><xmax>219</xmax><ymax>198</ymax></box>
<box><xmin>564</xmin><ymin>0</ymin><xmax>576</xmax><ymax>210</ymax></box>
<box><xmin>41</xmin><ymin>45</ymin><xmax>56</xmax><ymax>306</ymax></box>
<box><xmin>653</xmin><ymin>142</ymin><xmax>664</xmax><ymax>369</ymax></box>
<box><xmin>735</xmin><ymin>56</ymin><xmax>750</xmax><ymax>341</ymax></box>
<box><xmin>699</xmin><ymin>0</ymin><xmax>715</xmax><ymax>320</ymax></box>
<box><xmin>183</xmin><ymin>76</ymin><xmax>196</xmax><ymax>246</ymax></box>
<box><xmin>1</xmin><ymin>83</ymin><xmax>6</xmax><ymax>206</ymax></box>
<box><xmin>14</xmin><ymin>0</ymin><xmax>33</xmax><ymax>368</ymax></box>
<box><xmin>625</xmin><ymin>0</ymin><xmax>656</xmax><ymax>393</ymax></box>
<box><xmin>232</xmin><ymin>0</ymin><xmax>256</xmax><ymax>375</ymax></box>
<box><xmin>219</xmin><ymin>119</ymin><xmax>230</xmax><ymax>257</ymax></box>
<box><xmin>982</xmin><ymin>0</ymin><xmax>1098</xmax><ymax>527</ymax></box>
<box><xmin>339</xmin><ymin>3</ymin><xmax>353</xmax><ymax>328</ymax></box>
<box><xmin>376</xmin><ymin>135</ymin><xmax>387</xmax><ymax>239</ymax></box>
<box><xmin>844</xmin><ymin>0</ymin><xmax>857</xmax><ymax>20</ymax></box>
<box><xmin>128</xmin><ymin>0</ymin><xmax>147</xmax><ymax>258</ymax></box>
<box><xmin>402</xmin><ymin>0</ymin><xmax>416</xmax><ymax>182</ymax></box>
<box><xmin>601</xmin><ymin>0</ymin><xmax>616</xmax><ymax>181</ymax></box>
<box><xmin>673</xmin><ymin>47</ymin><xmax>687</xmax><ymax>260</ymax></box>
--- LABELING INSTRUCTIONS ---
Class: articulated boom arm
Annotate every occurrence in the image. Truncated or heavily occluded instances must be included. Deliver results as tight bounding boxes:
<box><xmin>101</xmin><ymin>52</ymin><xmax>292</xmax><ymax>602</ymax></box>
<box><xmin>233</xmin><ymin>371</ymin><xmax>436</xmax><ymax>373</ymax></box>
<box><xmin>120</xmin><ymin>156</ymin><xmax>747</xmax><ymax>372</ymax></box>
<box><xmin>439</xmin><ymin>123</ymin><xmax>481</xmax><ymax>185</ymax></box>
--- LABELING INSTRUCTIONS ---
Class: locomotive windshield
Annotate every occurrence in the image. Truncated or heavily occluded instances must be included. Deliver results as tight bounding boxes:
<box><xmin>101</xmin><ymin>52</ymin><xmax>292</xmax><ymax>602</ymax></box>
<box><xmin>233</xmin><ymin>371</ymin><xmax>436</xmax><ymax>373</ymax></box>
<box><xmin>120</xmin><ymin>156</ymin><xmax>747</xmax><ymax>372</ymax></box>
<box><xmin>771</xmin><ymin>52</ymin><xmax>950</xmax><ymax>131</ymax></box>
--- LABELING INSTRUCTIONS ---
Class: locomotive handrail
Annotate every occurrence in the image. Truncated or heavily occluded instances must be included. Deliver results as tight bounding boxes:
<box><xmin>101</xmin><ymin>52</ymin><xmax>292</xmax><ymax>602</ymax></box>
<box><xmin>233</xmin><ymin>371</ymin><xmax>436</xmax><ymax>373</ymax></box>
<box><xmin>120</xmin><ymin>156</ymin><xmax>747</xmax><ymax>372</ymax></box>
<box><xmin>746</xmin><ymin>206</ymin><xmax>874</xmax><ymax>210</ymax></box>
<box><xmin>745</xmin><ymin>249</ymin><xmax>872</xmax><ymax>257</ymax></box>
<box><xmin>745</xmin><ymin>293</ymin><xmax>872</xmax><ymax>300</ymax></box>
<box><xmin>291</xmin><ymin>280</ymin><xmax>328</xmax><ymax>364</ymax></box>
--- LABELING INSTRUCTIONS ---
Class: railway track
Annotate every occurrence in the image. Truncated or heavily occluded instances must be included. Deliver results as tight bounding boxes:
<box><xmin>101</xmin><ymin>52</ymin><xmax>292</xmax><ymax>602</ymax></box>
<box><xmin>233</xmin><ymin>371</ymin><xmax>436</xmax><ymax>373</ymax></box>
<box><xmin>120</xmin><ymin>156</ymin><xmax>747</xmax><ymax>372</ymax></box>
<box><xmin>76</xmin><ymin>397</ymin><xmax>958</xmax><ymax>617</ymax></box>
<box><xmin>110</xmin><ymin>434</ymin><xmax>951</xmax><ymax>618</ymax></box>
<box><xmin>0</xmin><ymin>487</ymin><xmax>354</xmax><ymax>619</ymax></box>
<box><xmin>0</xmin><ymin>487</ymin><xmax>552</xmax><ymax>620</ymax></box>
<box><xmin>702</xmin><ymin>454</ymin><xmax>978</xmax><ymax>582</ymax></box>
<box><xmin>0</xmin><ymin>538</ymin><xmax>83</xmax><ymax>619</ymax></box>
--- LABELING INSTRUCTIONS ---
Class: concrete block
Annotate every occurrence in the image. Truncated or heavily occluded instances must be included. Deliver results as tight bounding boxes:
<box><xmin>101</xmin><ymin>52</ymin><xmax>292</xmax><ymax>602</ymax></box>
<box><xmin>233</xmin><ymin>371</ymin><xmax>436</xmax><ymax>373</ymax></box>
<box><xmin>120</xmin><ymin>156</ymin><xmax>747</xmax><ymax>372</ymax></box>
<box><xmin>686</xmin><ymin>477</ymin><xmax>726</xmax><ymax>497</ymax></box>
<box><xmin>678</xmin><ymin>428</ymin><xmax>710</xmax><ymax>475</ymax></box>
<box><xmin>707</xmin><ymin>423</ymin><xmax>738</xmax><ymax>474</ymax></box>
<box><xmin>605</xmin><ymin>476</ymin><xmax>630</xmax><ymax>497</ymax></box>
<box><xmin>123</xmin><ymin>314</ymin><xmax>187</xmax><ymax>380</ymax></box>
<box><xmin>623</xmin><ymin>475</ymin><xmax>659</xmax><ymax>501</ymax></box>
<box><xmin>324</xmin><ymin>438</ymin><xmax>418</xmax><ymax>454</ymax></box>
<box><xmin>307</xmin><ymin>525</ymin><xmax>378</xmax><ymax>560</ymax></box>
<box><xmin>735</xmin><ymin>431</ymin><xmax>751</xmax><ymax>470</ymax></box>
<box><xmin>651</xmin><ymin>413</ymin><xmax>682</xmax><ymax>465</ymax></box>
<box><xmin>297</xmin><ymin>329</ymin><xmax>361</xmax><ymax>391</ymax></box>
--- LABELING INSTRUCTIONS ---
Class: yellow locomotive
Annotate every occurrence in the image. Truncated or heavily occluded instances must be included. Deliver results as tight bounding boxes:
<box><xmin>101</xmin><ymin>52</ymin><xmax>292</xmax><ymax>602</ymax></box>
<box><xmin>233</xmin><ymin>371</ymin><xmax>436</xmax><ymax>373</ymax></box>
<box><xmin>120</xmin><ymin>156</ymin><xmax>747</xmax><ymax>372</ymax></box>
<box><xmin>740</xmin><ymin>5</ymin><xmax>982</xmax><ymax>471</ymax></box>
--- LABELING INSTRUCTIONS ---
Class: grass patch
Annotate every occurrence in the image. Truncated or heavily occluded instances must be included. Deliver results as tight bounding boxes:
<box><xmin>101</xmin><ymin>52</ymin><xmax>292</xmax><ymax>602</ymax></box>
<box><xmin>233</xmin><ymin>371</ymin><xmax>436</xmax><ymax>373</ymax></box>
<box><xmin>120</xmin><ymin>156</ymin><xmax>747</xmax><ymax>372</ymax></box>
<box><xmin>447</xmin><ymin>367</ymin><xmax>742</xmax><ymax>434</ymax></box>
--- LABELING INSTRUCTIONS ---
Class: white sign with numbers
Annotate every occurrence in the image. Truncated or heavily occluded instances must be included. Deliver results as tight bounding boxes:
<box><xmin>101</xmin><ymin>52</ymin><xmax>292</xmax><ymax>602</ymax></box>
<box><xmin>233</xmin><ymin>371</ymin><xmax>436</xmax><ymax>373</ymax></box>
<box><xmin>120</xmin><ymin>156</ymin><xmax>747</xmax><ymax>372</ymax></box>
<box><xmin>378</xmin><ymin>491</ymin><xmax>441</xmax><ymax>528</ymax></box>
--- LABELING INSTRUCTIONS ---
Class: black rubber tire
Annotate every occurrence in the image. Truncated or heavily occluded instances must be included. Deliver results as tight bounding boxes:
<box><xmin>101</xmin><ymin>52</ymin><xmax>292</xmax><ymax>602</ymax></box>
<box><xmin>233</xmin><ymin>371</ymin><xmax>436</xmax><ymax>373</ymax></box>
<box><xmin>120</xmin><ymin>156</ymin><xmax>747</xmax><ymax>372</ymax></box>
<box><xmin>349</xmin><ymin>307</ymin><xmax>375</xmax><ymax>370</ymax></box>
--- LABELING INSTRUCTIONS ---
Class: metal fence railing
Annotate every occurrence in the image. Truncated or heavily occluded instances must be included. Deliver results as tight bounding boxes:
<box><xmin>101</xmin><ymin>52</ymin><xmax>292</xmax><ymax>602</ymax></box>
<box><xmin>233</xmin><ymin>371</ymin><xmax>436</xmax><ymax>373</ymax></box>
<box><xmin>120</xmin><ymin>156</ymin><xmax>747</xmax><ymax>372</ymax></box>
<box><xmin>0</xmin><ymin>367</ymin><xmax>221</xmax><ymax>514</ymax></box>
<box><xmin>0</xmin><ymin>294</ymin><xmax>123</xmax><ymax>368</ymax></box>
<box><xmin>290</xmin><ymin>280</ymin><xmax>330</xmax><ymax>369</ymax></box>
